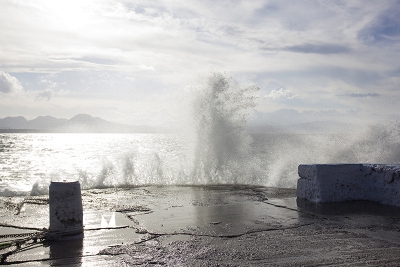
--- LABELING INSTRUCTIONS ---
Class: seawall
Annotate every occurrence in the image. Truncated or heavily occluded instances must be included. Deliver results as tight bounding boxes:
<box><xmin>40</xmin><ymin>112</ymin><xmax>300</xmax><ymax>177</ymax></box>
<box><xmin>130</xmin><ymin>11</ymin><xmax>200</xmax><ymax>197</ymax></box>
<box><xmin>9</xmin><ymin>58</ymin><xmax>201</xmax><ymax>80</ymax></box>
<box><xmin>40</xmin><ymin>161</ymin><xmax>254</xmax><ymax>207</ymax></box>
<box><xmin>297</xmin><ymin>164</ymin><xmax>400</xmax><ymax>206</ymax></box>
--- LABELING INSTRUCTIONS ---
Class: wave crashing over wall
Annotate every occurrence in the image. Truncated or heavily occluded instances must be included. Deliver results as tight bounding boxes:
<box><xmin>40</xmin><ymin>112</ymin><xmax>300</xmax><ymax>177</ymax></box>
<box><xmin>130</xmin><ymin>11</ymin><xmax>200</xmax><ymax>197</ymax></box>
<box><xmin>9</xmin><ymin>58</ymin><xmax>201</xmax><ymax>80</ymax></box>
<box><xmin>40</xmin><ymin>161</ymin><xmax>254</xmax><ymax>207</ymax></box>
<box><xmin>189</xmin><ymin>72</ymin><xmax>260</xmax><ymax>184</ymax></box>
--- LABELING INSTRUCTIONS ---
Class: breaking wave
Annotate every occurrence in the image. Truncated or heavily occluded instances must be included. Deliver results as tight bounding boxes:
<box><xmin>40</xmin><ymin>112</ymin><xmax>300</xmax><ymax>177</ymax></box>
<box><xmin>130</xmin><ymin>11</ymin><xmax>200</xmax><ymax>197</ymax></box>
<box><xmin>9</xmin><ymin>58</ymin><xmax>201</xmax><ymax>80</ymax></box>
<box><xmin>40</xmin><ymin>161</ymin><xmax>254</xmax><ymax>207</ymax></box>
<box><xmin>188</xmin><ymin>72</ymin><xmax>261</xmax><ymax>184</ymax></box>
<box><xmin>1</xmin><ymin>72</ymin><xmax>400</xmax><ymax>196</ymax></box>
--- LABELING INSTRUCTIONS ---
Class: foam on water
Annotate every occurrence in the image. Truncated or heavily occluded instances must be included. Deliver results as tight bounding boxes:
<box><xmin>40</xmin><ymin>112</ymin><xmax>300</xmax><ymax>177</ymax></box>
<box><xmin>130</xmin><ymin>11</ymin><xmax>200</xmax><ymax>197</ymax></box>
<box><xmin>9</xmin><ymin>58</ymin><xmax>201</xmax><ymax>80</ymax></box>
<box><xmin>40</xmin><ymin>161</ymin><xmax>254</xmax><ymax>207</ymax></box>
<box><xmin>1</xmin><ymin>72</ymin><xmax>400</xmax><ymax>196</ymax></box>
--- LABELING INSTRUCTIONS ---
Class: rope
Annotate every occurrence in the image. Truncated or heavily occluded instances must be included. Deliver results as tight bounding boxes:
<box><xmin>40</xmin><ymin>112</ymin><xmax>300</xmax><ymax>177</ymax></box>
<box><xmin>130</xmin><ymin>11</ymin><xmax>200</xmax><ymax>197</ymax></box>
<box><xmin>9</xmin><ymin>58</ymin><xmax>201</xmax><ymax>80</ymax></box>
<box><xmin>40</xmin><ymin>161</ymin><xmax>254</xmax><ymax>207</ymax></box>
<box><xmin>0</xmin><ymin>232</ymin><xmax>42</xmax><ymax>240</ymax></box>
<box><xmin>0</xmin><ymin>231</ymin><xmax>46</xmax><ymax>264</ymax></box>
<box><xmin>1</xmin><ymin>240</ymin><xmax>45</xmax><ymax>264</ymax></box>
<box><xmin>0</xmin><ymin>223</ymin><xmax>127</xmax><ymax>263</ymax></box>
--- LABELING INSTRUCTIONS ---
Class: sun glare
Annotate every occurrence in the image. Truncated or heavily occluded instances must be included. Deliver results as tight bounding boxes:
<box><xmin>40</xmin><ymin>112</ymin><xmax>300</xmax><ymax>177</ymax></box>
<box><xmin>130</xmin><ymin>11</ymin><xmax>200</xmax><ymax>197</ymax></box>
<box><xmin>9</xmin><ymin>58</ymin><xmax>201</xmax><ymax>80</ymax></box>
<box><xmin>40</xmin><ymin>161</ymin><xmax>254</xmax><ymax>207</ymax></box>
<box><xmin>42</xmin><ymin>0</ymin><xmax>95</xmax><ymax>32</ymax></box>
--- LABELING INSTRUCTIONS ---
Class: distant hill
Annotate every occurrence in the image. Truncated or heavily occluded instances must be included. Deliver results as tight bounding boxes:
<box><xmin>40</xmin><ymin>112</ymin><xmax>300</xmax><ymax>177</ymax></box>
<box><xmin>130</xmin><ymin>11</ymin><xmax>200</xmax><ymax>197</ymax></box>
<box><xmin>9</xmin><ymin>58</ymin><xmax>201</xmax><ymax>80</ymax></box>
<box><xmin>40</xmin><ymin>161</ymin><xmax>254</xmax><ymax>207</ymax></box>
<box><xmin>0</xmin><ymin>114</ymin><xmax>355</xmax><ymax>134</ymax></box>
<box><xmin>0</xmin><ymin>116</ymin><xmax>28</xmax><ymax>129</ymax></box>
<box><xmin>284</xmin><ymin>121</ymin><xmax>355</xmax><ymax>134</ymax></box>
<box><xmin>0</xmin><ymin>116</ymin><xmax>67</xmax><ymax>130</ymax></box>
<box><xmin>249</xmin><ymin>120</ymin><xmax>355</xmax><ymax>134</ymax></box>
<box><xmin>53</xmin><ymin>114</ymin><xmax>119</xmax><ymax>133</ymax></box>
<box><xmin>0</xmin><ymin>114</ymin><xmax>157</xmax><ymax>133</ymax></box>
<box><xmin>28</xmin><ymin>116</ymin><xmax>68</xmax><ymax>129</ymax></box>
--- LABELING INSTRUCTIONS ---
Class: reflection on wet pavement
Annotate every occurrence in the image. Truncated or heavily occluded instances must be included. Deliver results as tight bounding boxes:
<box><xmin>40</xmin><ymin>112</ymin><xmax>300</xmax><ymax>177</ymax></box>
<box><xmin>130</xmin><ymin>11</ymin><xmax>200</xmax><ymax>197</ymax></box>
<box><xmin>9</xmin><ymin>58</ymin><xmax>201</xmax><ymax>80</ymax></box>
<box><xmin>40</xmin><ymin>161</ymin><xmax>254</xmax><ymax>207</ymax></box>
<box><xmin>1</xmin><ymin>185</ymin><xmax>400</xmax><ymax>266</ymax></box>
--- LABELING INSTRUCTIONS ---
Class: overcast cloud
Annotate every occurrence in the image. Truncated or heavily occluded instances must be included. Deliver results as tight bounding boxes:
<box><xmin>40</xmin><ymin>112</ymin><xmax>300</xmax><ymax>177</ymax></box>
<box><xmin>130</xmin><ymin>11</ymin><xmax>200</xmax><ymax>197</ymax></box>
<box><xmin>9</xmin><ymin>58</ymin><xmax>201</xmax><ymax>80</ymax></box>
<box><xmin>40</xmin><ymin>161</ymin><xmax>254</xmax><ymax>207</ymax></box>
<box><xmin>0</xmin><ymin>71</ymin><xmax>23</xmax><ymax>94</ymax></box>
<box><xmin>0</xmin><ymin>0</ymin><xmax>399</xmax><ymax>126</ymax></box>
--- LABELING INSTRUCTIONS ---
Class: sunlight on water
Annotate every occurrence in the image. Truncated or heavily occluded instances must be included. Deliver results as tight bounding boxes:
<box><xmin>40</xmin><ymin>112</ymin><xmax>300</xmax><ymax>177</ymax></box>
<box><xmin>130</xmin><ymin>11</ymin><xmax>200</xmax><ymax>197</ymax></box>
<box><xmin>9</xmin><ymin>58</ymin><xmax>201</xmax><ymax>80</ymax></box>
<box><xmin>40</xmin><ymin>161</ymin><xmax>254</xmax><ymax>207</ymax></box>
<box><xmin>0</xmin><ymin>133</ymin><xmax>191</xmax><ymax>195</ymax></box>
<box><xmin>1</xmin><ymin>72</ymin><xmax>400</xmax><ymax>196</ymax></box>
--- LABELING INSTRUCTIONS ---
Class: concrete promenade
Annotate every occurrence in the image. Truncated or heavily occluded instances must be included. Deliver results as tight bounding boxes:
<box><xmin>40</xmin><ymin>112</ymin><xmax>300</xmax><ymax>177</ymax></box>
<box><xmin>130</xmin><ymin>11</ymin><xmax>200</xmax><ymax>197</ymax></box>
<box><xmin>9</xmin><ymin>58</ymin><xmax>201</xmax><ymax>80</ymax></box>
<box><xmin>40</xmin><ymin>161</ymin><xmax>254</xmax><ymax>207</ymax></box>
<box><xmin>1</xmin><ymin>185</ymin><xmax>400</xmax><ymax>266</ymax></box>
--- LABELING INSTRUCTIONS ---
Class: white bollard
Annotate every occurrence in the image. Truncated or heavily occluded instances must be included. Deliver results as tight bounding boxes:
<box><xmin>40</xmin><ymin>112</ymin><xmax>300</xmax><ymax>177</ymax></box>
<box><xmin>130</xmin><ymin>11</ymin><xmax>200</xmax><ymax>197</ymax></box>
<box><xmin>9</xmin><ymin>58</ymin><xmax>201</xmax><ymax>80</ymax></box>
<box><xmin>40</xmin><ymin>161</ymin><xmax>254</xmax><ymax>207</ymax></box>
<box><xmin>49</xmin><ymin>181</ymin><xmax>84</xmax><ymax>239</ymax></box>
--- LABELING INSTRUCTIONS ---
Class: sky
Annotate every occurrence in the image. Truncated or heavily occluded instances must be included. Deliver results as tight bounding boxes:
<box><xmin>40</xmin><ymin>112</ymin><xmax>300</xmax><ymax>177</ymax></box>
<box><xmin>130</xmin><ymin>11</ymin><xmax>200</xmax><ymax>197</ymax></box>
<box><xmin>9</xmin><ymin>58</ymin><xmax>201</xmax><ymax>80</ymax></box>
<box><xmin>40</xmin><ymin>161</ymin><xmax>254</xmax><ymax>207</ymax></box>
<box><xmin>0</xmin><ymin>0</ymin><xmax>400</xmax><ymax>128</ymax></box>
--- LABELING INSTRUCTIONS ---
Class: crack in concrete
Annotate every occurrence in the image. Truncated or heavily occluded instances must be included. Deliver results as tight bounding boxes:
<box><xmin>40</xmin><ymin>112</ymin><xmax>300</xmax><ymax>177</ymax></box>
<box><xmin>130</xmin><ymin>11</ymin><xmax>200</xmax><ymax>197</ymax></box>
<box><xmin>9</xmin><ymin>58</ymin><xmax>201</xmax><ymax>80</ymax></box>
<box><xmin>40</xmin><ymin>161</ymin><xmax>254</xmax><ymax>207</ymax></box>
<box><xmin>130</xmin><ymin>222</ymin><xmax>316</xmax><ymax>245</ymax></box>
<box><xmin>263</xmin><ymin>200</ymin><xmax>330</xmax><ymax>220</ymax></box>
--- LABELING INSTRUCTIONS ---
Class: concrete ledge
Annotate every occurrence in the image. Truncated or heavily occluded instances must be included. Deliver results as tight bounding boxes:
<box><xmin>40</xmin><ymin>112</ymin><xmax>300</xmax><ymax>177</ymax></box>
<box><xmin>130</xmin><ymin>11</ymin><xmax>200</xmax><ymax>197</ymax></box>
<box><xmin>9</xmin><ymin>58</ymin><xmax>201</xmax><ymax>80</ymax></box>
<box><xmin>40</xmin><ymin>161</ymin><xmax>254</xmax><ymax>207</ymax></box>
<box><xmin>297</xmin><ymin>164</ymin><xmax>400</xmax><ymax>207</ymax></box>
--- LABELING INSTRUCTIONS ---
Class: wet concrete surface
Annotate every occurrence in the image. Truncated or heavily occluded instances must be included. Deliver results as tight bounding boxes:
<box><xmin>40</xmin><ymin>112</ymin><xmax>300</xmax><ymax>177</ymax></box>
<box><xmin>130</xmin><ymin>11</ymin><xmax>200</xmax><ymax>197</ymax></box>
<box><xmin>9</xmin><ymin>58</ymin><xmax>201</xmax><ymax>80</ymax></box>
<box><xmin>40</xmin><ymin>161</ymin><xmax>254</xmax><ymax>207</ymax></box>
<box><xmin>1</xmin><ymin>185</ymin><xmax>400</xmax><ymax>266</ymax></box>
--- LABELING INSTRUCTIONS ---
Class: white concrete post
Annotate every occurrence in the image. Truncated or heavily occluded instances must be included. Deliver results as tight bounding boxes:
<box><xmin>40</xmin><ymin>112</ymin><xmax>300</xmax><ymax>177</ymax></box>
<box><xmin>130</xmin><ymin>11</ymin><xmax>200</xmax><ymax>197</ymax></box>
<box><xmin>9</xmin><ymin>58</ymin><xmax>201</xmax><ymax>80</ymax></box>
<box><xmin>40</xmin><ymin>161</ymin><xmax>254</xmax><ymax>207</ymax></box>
<box><xmin>49</xmin><ymin>181</ymin><xmax>84</xmax><ymax>238</ymax></box>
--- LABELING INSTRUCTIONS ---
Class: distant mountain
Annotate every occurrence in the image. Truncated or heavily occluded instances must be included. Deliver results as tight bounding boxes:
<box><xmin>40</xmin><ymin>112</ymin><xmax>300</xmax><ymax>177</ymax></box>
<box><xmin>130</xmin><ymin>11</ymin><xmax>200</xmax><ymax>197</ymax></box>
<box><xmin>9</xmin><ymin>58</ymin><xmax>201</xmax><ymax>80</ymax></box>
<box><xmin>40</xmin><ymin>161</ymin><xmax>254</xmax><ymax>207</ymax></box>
<box><xmin>0</xmin><ymin>116</ymin><xmax>28</xmax><ymax>129</ymax></box>
<box><xmin>0</xmin><ymin>114</ymin><xmax>157</xmax><ymax>133</ymax></box>
<box><xmin>250</xmin><ymin>120</ymin><xmax>355</xmax><ymax>134</ymax></box>
<box><xmin>283</xmin><ymin>121</ymin><xmax>355</xmax><ymax>134</ymax></box>
<box><xmin>27</xmin><ymin>116</ymin><xmax>68</xmax><ymax>129</ymax></box>
<box><xmin>53</xmin><ymin>114</ymin><xmax>130</xmax><ymax>133</ymax></box>
<box><xmin>0</xmin><ymin>116</ymin><xmax>66</xmax><ymax>130</ymax></box>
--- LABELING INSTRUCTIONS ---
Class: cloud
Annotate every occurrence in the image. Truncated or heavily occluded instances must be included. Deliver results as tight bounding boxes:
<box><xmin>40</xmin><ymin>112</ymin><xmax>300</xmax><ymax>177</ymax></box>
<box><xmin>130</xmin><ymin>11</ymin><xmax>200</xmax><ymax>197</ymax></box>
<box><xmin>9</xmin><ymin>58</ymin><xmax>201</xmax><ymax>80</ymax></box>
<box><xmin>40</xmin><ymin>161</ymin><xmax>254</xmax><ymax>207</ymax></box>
<box><xmin>70</xmin><ymin>57</ymin><xmax>118</xmax><ymax>65</ymax></box>
<box><xmin>358</xmin><ymin>2</ymin><xmax>400</xmax><ymax>44</ymax></box>
<box><xmin>40</xmin><ymin>78</ymin><xmax>57</xmax><ymax>88</ymax></box>
<box><xmin>0</xmin><ymin>71</ymin><xmax>23</xmax><ymax>94</ymax></box>
<box><xmin>265</xmin><ymin>88</ymin><xmax>299</xmax><ymax>100</ymax></box>
<box><xmin>35</xmin><ymin>89</ymin><xmax>54</xmax><ymax>102</ymax></box>
<box><xmin>339</xmin><ymin>92</ymin><xmax>380</xmax><ymax>98</ymax></box>
<box><xmin>125</xmin><ymin>76</ymin><xmax>136</xmax><ymax>81</ymax></box>
<box><xmin>285</xmin><ymin>43</ymin><xmax>351</xmax><ymax>54</ymax></box>
<box><xmin>0</xmin><ymin>1</ymin><xmax>400</xmax><ymax>124</ymax></box>
<box><xmin>140</xmin><ymin>65</ymin><xmax>155</xmax><ymax>71</ymax></box>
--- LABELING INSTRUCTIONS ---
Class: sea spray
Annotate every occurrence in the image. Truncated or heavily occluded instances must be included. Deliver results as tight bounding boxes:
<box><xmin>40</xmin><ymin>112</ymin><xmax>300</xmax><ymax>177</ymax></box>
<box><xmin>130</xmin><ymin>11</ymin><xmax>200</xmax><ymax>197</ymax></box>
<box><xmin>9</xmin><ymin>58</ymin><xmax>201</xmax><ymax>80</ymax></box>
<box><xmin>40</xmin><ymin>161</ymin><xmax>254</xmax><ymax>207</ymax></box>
<box><xmin>188</xmin><ymin>72</ymin><xmax>260</xmax><ymax>184</ymax></box>
<box><xmin>122</xmin><ymin>152</ymin><xmax>136</xmax><ymax>186</ymax></box>
<box><xmin>261</xmin><ymin>121</ymin><xmax>400</xmax><ymax>187</ymax></box>
<box><xmin>331</xmin><ymin>121</ymin><xmax>400</xmax><ymax>164</ymax></box>
<box><xmin>4</xmin><ymin>73</ymin><xmax>400</xmax><ymax>196</ymax></box>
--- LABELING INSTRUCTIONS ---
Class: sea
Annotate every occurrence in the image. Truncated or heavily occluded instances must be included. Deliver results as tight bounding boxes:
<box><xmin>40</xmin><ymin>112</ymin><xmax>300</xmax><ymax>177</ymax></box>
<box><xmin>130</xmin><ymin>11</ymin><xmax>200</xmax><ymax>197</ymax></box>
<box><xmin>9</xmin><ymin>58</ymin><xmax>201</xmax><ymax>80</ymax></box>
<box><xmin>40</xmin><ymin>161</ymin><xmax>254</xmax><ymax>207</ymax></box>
<box><xmin>1</xmin><ymin>130</ymin><xmax>399</xmax><ymax>197</ymax></box>
<box><xmin>1</xmin><ymin>72</ymin><xmax>400</xmax><ymax>197</ymax></box>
